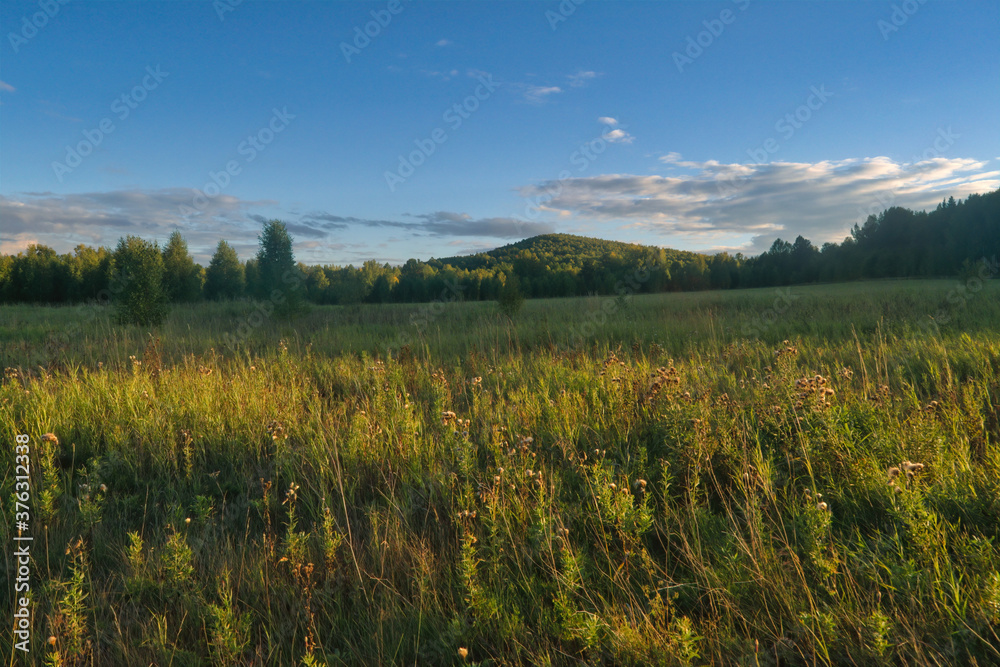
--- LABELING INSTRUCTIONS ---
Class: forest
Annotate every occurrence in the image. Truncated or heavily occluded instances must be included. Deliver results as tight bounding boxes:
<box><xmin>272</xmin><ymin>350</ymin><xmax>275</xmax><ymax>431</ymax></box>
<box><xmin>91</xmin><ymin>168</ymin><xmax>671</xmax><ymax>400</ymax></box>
<box><xmin>1</xmin><ymin>189</ymin><xmax>997</xmax><ymax>306</ymax></box>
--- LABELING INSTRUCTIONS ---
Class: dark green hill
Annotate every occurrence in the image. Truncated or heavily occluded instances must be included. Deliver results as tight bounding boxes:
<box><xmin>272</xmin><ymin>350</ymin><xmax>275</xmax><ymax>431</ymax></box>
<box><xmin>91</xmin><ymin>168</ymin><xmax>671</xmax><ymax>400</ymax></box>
<box><xmin>429</xmin><ymin>233</ymin><xmax>702</xmax><ymax>272</ymax></box>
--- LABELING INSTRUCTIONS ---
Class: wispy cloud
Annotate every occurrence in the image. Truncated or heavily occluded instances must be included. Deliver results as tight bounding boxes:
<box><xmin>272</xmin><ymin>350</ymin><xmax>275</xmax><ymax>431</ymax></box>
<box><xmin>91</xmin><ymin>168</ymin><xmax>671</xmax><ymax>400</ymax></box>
<box><xmin>435</xmin><ymin>38</ymin><xmax>452</xmax><ymax>47</ymax></box>
<box><xmin>567</xmin><ymin>70</ymin><xmax>598</xmax><ymax>87</ymax></box>
<box><xmin>42</xmin><ymin>109</ymin><xmax>84</xmax><ymax>123</ymax></box>
<box><xmin>418</xmin><ymin>67</ymin><xmax>460</xmax><ymax>81</ymax></box>
<box><xmin>519</xmin><ymin>156</ymin><xmax>998</xmax><ymax>253</ymax></box>
<box><xmin>301</xmin><ymin>210</ymin><xmax>553</xmax><ymax>239</ymax></box>
<box><xmin>523</xmin><ymin>85</ymin><xmax>562</xmax><ymax>103</ymax></box>
<box><xmin>0</xmin><ymin>80</ymin><xmax>15</xmax><ymax>93</ymax></box>
<box><xmin>0</xmin><ymin>189</ymin><xmax>273</xmax><ymax>262</ymax></box>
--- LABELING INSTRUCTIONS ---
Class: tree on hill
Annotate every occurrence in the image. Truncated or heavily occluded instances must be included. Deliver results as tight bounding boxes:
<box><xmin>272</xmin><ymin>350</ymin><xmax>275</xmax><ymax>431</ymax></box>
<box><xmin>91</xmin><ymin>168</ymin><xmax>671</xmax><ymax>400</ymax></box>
<box><xmin>255</xmin><ymin>219</ymin><xmax>307</xmax><ymax>316</ymax></box>
<box><xmin>113</xmin><ymin>236</ymin><xmax>169</xmax><ymax>326</ymax></box>
<box><xmin>204</xmin><ymin>240</ymin><xmax>246</xmax><ymax>300</ymax></box>
<box><xmin>162</xmin><ymin>231</ymin><xmax>203</xmax><ymax>302</ymax></box>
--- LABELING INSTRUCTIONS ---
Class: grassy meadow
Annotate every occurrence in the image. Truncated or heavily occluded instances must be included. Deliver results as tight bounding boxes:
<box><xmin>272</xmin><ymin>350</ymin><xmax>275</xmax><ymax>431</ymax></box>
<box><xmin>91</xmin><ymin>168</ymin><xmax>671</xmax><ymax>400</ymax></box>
<box><xmin>3</xmin><ymin>278</ymin><xmax>1000</xmax><ymax>665</ymax></box>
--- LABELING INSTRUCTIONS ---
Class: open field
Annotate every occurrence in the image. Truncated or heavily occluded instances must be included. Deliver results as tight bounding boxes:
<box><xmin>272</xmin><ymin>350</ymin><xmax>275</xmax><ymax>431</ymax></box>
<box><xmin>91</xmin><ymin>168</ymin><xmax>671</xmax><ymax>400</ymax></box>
<box><xmin>3</xmin><ymin>279</ymin><xmax>1000</xmax><ymax>665</ymax></box>
<box><xmin>3</xmin><ymin>278</ymin><xmax>1000</xmax><ymax>368</ymax></box>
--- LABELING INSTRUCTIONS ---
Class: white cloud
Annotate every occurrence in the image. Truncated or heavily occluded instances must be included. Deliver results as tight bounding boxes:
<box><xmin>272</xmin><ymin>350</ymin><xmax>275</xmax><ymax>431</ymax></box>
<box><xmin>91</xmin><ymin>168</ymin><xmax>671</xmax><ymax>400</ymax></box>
<box><xmin>604</xmin><ymin>128</ymin><xmax>634</xmax><ymax>144</ymax></box>
<box><xmin>519</xmin><ymin>156</ymin><xmax>998</xmax><ymax>254</ymax></box>
<box><xmin>435</xmin><ymin>38</ymin><xmax>452</xmax><ymax>47</ymax></box>
<box><xmin>567</xmin><ymin>70</ymin><xmax>598</xmax><ymax>87</ymax></box>
<box><xmin>598</xmin><ymin>117</ymin><xmax>633</xmax><ymax>143</ymax></box>
<box><xmin>0</xmin><ymin>80</ymin><xmax>15</xmax><ymax>93</ymax></box>
<box><xmin>0</xmin><ymin>189</ymin><xmax>274</xmax><ymax>262</ymax></box>
<box><xmin>524</xmin><ymin>85</ymin><xmax>562</xmax><ymax>103</ymax></box>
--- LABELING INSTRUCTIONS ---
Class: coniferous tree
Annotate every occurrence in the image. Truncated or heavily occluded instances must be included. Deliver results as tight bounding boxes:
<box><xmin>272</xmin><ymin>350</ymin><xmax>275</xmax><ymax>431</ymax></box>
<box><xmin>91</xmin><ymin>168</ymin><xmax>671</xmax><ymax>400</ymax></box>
<box><xmin>204</xmin><ymin>240</ymin><xmax>246</xmax><ymax>300</ymax></box>
<box><xmin>162</xmin><ymin>231</ymin><xmax>203</xmax><ymax>302</ymax></box>
<box><xmin>255</xmin><ymin>220</ymin><xmax>306</xmax><ymax>316</ymax></box>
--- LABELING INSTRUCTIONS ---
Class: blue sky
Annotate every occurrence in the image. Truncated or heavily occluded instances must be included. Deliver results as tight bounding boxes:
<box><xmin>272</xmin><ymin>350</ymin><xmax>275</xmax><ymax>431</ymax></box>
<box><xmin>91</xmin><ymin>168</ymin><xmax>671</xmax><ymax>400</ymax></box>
<box><xmin>2</xmin><ymin>0</ymin><xmax>998</xmax><ymax>265</ymax></box>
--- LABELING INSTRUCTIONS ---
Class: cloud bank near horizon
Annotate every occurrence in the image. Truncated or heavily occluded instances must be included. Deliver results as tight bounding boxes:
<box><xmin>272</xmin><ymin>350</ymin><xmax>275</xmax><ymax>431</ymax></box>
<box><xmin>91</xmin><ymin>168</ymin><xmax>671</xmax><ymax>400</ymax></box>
<box><xmin>1</xmin><ymin>153</ymin><xmax>996</xmax><ymax>262</ymax></box>
<box><xmin>520</xmin><ymin>154</ymin><xmax>998</xmax><ymax>253</ymax></box>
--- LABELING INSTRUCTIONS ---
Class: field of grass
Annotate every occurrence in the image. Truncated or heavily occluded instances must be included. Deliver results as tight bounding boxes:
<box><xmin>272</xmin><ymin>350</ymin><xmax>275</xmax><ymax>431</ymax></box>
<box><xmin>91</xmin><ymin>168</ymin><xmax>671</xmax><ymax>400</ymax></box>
<box><xmin>2</xmin><ymin>279</ymin><xmax>1000</xmax><ymax>665</ymax></box>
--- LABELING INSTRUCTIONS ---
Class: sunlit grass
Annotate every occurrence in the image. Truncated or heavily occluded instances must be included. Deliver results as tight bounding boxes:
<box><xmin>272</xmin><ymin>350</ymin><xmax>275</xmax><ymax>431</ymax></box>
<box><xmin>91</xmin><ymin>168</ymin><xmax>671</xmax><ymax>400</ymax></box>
<box><xmin>1</xmin><ymin>279</ymin><xmax>999</xmax><ymax>665</ymax></box>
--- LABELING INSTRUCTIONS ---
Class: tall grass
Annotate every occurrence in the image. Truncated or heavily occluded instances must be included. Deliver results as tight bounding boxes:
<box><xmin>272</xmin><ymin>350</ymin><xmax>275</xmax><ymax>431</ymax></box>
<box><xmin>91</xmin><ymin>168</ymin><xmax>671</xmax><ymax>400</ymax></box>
<box><xmin>1</xmin><ymin>279</ymin><xmax>999</xmax><ymax>665</ymax></box>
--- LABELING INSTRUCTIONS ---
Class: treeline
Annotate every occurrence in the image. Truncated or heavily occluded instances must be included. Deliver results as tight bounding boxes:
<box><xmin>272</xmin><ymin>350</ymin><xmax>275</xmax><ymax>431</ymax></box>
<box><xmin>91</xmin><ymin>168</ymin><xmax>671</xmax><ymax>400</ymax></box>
<box><xmin>1</xmin><ymin>190</ymin><xmax>997</xmax><ymax>306</ymax></box>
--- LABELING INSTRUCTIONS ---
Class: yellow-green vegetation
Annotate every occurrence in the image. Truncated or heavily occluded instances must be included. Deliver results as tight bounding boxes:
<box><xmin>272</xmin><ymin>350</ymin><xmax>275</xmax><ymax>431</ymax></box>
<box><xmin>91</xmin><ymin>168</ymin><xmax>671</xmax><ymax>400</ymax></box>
<box><xmin>2</xmin><ymin>279</ymin><xmax>1000</xmax><ymax>665</ymax></box>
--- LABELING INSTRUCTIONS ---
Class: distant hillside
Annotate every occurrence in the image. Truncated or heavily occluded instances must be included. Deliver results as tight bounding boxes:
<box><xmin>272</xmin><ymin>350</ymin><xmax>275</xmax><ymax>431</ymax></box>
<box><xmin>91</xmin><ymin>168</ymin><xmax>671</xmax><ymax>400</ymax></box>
<box><xmin>1</xmin><ymin>190</ymin><xmax>997</xmax><ymax>306</ymax></box>
<box><xmin>429</xmin><ymin>233</ymin><xmax>703</xmax><ymax>272</ymax></box>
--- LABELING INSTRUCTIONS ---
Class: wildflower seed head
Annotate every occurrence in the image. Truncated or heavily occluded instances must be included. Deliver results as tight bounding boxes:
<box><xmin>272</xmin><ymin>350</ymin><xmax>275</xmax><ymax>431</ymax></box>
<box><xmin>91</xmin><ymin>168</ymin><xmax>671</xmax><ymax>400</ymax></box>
<box><xmin>817</xmin><ymin>502</ymin><xmax>828</xmax><ymax>511</ymax></box>
<box><xmin>458</xmin><ymin>647</ymin><xmax>469</xmax><ymax>660</ymax></box>
<box><xmin>888</xmin><ymin>467</ymin><xmax>900</xmax><ymax>479</ymax></box>
<box><xmin>48</xmin><ymin>636</ymin><xmax>57</xmax><ymax>646</ymax></box>
<box><xmin>185</xmin><ymin>517</ymin><xmax>191</xmax><ymax>524</ymax></box>
<box><xmin>41</xmin><ymin>432</ymin><xmax>59</xmax><ymax>444</ymax></box>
